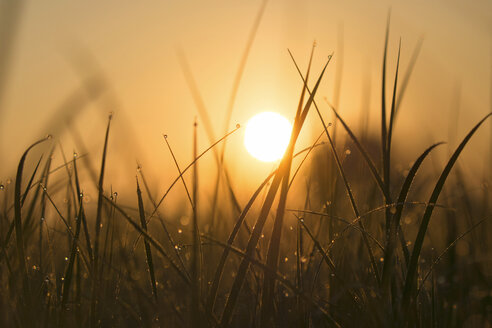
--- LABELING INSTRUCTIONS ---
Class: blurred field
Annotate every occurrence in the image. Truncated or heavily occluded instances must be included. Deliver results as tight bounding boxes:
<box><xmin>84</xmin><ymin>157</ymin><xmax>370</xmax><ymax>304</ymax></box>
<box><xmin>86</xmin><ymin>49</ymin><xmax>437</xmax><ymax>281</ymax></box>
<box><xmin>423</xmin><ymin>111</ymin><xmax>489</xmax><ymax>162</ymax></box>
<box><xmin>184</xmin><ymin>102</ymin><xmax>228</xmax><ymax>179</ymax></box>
<box><xmin>0</xmin><ymin>1</ymin><xmax>491</xmax><ymax>327</ymax></box>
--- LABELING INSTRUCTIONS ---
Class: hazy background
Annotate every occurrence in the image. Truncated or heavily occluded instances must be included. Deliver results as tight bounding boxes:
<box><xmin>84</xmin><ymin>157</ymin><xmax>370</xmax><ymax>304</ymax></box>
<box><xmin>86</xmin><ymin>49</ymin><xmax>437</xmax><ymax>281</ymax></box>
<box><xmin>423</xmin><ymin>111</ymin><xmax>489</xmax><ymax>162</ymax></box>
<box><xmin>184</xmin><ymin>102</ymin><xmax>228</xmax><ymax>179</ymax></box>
<box><xmin>0</xmin><ymin>0</ymin><xmax>491</xmax><ymax>211</ymax></box>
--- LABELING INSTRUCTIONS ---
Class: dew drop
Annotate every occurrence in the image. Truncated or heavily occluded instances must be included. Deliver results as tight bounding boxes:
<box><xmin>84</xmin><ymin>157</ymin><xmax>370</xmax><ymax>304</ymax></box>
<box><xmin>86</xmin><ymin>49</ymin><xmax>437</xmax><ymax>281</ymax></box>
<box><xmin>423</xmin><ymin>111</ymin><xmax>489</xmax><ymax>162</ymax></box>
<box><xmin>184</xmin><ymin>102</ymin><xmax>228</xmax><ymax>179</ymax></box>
<box><xmin>64</xmin><ymin>257</ymin><xmax>68</xmax><ymax>261</ymax></box>
<box><xmin>345</xmin><ymin>149</ymin><xmax>351</xmax><ymax>155</ymax></box>
<box><xmin>46</xmin><ymin>134</ymin><xmax>53</xmax><ymax>140</ymax></box>
<box><xmin>236</xmin><ymin>123</ymin><xmax>240</xmax><ymax>129</ymax></box>
<box><xmin>284</xmin><ymin>257</ymin><xmax>289</xmax><ymax>262</ymax></box>
<box><xmin>113</xmin><ymin>192</ymin><xmax>118</xmax><ymax>197</ymax></box>
<box><xmin>163</xmin><ymin>134</ymin><xmax>168</xmax><ymax>139</ymax></box>
<box><xmin>177</xmin><ymin>229</ymin><xmax>182</xmax><ymax>234</ymax></box>
<box><xmin>0</xmin><ymin>185</ymin><xmax>4</xmax><ymax>190</ymax></box>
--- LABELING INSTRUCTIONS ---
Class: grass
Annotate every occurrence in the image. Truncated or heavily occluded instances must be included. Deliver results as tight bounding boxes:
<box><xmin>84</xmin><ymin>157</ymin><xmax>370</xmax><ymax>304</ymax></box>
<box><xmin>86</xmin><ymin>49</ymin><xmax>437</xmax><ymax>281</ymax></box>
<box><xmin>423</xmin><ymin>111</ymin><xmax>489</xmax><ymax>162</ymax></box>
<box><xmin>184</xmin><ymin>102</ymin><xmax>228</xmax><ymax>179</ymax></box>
<box><xmin>1</xmin><ymin>13</ymin><xmax>492</xmax><ymax>328</ymax></box>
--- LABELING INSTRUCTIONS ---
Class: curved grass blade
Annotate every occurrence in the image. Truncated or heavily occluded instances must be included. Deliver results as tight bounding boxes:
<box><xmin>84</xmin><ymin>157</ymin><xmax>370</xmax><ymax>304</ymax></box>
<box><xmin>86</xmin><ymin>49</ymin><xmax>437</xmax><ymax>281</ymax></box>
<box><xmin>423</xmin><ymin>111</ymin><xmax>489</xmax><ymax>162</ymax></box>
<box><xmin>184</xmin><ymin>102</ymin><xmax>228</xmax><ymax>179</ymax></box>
<box><xmin>402</xmin><ymin>113</ymin><xmax>492</xmax><ymax>312</ymax></box>
<box><xmin>14</xmin><ymin>136</ymin><xmax>51</xmax><ymax>323</ymax></box>
<box><xmin>381</xmin><ymin>142</ymin><xmax>444</xmax><ymax>296</ymax></box>
<box><xmin>21</xmin><ymin>154</ymin><xmax>43</xmax><ymax>207</ymax></box>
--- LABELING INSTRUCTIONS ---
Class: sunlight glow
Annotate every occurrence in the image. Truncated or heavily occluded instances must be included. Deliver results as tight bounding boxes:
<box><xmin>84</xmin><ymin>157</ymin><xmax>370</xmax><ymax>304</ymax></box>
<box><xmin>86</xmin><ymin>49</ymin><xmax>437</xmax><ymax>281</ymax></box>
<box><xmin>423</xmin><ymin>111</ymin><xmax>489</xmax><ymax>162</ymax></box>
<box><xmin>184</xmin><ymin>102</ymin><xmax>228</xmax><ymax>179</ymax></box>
<box><xmin>244</xmin><ymin>112</ymin><xmax>292</xmax><ymax>162</ymax></box>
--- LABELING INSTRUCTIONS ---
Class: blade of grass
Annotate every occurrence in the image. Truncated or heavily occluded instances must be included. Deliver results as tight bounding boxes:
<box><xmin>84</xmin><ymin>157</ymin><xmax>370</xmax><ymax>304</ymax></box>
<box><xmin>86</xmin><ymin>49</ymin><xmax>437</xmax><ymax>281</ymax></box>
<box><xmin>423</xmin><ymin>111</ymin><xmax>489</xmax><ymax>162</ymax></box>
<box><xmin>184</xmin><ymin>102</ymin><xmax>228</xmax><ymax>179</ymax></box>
<box><xmin>191</xmin><ymin>118</ymin><xmax>202</xmax><ymax>327</ymax></box>
<box><xmin>402</xmin><ymin>112</ymin><xmax>492</xmax><ymax>313</ymax></box>
<box><xmin>14</xmin><ymin>136</ymin><xmax>51</xmax><ymax>323</ymax></box>
<box><xmin>136</xmin><ymin>177</ymin><xmax>158</xmax><ymax>303</ymax></box>
<box><xmin>91</xmin><ymin>113</ymin><xmax>112</xmax><ymax>328</ymax></box>
<box><xmin>260</xmin><ymin>44</ymin><xmax>319</xmax><ymax>326</ymax></box>
<box><xmin>394</xmin><ymin>36</ymin><xmax>424</xmax><ymax>117</ymax></box>
<box><xmin>381</xmin><ymin>10</ymin><xmax>391</xmax><ymax>186</ymax></box>
<box><xmin>289</xmin><ymin>50</ymin><xmax>380</xmax><ymax>285</ymax></box>
<box><xmin>58</xmin><ymin>195</ymin><xmax>84</xmax><ymax>328</ymax></box>
<box><xmin>163</xmin><ymin>134</ymin><xmax>194</xmax><ymax>208</ymax></box>
<box><xmin>381</xmin><ymin>142</ymin><xmax>444</xmax><ymax>298</ymax></box>
<box><xmin>21</xmin><ymin>154</ymin><xmax>43</xmax><ymax>207</ymax></box>
<box><xmin>73</xmin><ymin>152</ymin><xmax>93</xmax><ymax>262</ymax></box>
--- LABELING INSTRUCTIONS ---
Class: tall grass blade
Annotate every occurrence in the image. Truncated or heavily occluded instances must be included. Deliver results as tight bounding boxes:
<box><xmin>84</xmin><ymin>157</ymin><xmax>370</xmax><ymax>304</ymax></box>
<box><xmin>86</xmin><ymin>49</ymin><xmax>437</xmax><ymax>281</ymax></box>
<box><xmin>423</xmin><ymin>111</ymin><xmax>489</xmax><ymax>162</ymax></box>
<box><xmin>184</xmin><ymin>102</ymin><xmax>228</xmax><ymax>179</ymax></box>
<box><xmin>14</xmin><ymin>136</ymin><xmax>50</xmax><ymax>324</ymax></box>
<box><xmin>91</xmin><ymin>113</ymin><xmax>112</xmax><ymax>328</ymax></box>
<box><xmin>289</xmin><ymin>51</ymin><xmax>380</xmax><ymax>284</ymax></box>
<box><xmin>402</xmin><ymin>113</ymin><xmax>492</xmax><ymax>314</ymax></box>
<box><xmin>191</xmin><ymin>119</ymin><xmax>202</xmax><ymax>327</ymax></box>
<box><xmin>59</xmin><ymin>195</ymin><xmax>84</xmax><ymax>328</ymax></box>
<box><xmin>260</xmin><ymin>44</ymin><xmax>319</xmax><ymax>326</ymax></box>
<box><xmin>381</xmin><ymin>142</ymin><xmax>444</xmax><ymax>298</ymax></box>
<box><xmin>136</xmin><ymin>177</ymin><xmax>158</xmax><ymax>303</ymax></box>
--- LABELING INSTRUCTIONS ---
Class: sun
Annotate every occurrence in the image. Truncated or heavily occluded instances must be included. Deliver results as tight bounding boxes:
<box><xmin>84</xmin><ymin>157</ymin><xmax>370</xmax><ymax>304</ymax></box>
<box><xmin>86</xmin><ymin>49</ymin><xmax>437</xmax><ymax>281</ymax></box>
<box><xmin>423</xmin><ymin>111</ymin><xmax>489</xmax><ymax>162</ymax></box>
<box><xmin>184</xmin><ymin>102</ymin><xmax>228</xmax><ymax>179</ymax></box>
<box><xmin>244</xmin><ymin>111</ymin><xmax>292</xmax><ymax>162</ymax></box>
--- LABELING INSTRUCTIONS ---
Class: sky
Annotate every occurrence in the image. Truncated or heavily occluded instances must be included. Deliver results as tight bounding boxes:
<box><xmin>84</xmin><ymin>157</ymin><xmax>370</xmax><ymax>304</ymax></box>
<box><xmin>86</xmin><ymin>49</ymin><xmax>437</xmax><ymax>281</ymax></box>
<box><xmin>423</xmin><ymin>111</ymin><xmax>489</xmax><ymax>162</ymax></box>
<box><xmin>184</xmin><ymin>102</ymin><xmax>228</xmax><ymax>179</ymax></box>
<box><xmin>0</xmin><ymin>0</ymin><xmax>491</xmax><ymax>207</ymax></box>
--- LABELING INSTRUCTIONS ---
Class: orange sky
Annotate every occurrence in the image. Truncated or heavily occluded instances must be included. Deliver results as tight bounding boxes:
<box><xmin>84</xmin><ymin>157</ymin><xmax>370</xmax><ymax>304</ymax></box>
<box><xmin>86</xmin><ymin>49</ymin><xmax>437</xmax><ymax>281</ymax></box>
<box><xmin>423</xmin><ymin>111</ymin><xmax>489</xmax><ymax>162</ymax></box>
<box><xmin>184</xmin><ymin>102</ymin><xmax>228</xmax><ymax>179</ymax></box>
<box><xmin>0</xmin><ymin>0</ymin><xmax>491</xmax><ymax>207</ymax></box>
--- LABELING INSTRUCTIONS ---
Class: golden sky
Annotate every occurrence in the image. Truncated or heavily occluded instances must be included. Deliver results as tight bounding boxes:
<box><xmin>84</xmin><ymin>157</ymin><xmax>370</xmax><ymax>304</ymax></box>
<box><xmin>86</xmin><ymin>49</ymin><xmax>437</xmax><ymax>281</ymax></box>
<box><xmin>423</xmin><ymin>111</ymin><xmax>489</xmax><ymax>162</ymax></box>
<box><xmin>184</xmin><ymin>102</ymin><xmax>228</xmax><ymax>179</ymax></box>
<box><xmin>0</xmin><ymin>0</ymin><xmax>491</xmax><ymax>204</ymax></box>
